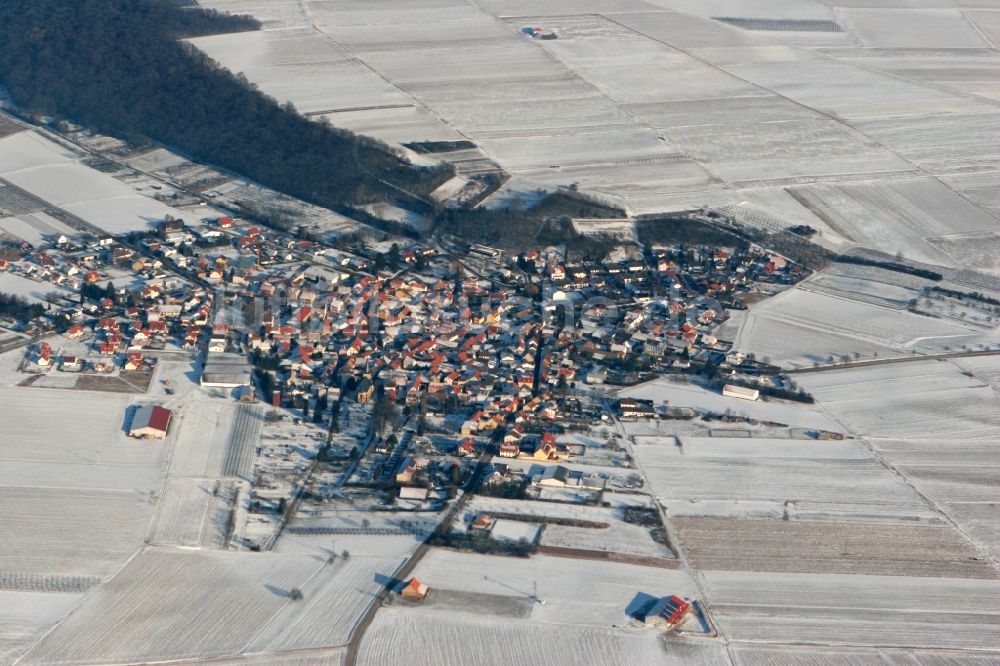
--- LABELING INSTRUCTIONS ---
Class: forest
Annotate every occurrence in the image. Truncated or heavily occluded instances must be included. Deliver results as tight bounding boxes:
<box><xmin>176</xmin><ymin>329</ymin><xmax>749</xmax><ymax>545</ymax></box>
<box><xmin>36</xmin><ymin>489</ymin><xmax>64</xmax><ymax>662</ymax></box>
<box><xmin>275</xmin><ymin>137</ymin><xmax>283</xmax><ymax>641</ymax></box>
<box><xmin>0</xmin><ymin>0</ymin><xmax>452</xmax><ymax>212</ymax></box>
<box><xmin>0</xmin><ymin>0</ymin><xmax>636</xmax><ymax>251</ymax></box>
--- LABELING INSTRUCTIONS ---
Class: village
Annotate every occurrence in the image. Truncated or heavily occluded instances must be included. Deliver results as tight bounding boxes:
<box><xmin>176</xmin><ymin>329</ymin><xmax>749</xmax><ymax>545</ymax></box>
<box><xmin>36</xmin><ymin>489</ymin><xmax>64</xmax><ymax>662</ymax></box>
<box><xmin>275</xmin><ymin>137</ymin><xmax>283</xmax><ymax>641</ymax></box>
<box><xmin>0</xmin><ymin>201</ymin><xmax>820</xmax><ymax>634</ymax></box>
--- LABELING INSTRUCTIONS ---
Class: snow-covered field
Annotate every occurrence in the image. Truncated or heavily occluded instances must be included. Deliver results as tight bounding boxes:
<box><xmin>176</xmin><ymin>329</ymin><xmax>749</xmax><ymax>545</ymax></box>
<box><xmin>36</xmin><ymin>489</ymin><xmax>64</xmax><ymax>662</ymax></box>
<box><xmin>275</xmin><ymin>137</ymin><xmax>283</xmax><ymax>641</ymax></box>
<box><xmin>635</xmin><ymin>436</ymin><xmax>932</xmax><ymax>521</ymax></box>
<box><xmin>0</xmin><ymin>591</ymin><xmax>82</xmax><ymax>665</ymax></box>
<box><xmin>358</xmin><ymin>608</ymin><xmax>730</xmax><ymax>666</ymax></box>
<box><xmin>0</xmin><ymin>131</ymin><xmax>190</xmax><ymax>234</ymax></box>
<box><xmin>19</xmin><ymin>548</ymin><xmax>330</xmax><ymax>664</ymax></box>
<box><xmin>410</xmin><ymin>550</ymin><xmax>695</xmax><ymax>628</ymax></box>
<box><xmin>250</xmin><ymin>555</ymin><xmax>404</xmax><ymax>652</ymax></box>
<box><xmin>734</xmin><ymin>287</ymin><xmax>1000</xmax><ymax>368</ymax></box>
<box><xmin>798</xmin><ymin>361</ymin><xmax>1000</xmax><ymax>440</ymax></box>
<box><xmin>0</xmin><ymin>211</ymin><xmax>77</xmax><ymax>246</ymax></box>
<box><xmin>703</xmin><ymin>571</ymin><xmax>1000</xmax><ymax>649</ymax></box>
<box><xmin>146</xmin><ymin>477</ymin><xmax>220</xmax><ymax>547</ymax></box>
<box><xmin>0</xmin><ymin>386</ymin><xmax>166</xmax><ymax>491</ymax></box>
<box><xmin>618</xmin><ymin>378</ymin><xmax>841</xmax><ymax>431</ymax></box>
<box><xmin>0</xmin><ymin>272</ymin><xmax>72</xmax><ymax>304</ymax></box>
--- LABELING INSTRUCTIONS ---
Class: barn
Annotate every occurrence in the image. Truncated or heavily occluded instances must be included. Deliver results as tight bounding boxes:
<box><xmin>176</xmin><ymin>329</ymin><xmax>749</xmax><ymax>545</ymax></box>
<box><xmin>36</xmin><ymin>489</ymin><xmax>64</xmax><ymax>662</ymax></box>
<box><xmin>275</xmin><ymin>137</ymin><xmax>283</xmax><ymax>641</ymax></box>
<box><xmin>129</xmin><ymin>405</ymin><xmax>172</xmax><ymax>439</ymax></box>
<box><xmin>723</xmin><ymin>384</ymin><xmax>760</xmax><ymax>401</ymax></box>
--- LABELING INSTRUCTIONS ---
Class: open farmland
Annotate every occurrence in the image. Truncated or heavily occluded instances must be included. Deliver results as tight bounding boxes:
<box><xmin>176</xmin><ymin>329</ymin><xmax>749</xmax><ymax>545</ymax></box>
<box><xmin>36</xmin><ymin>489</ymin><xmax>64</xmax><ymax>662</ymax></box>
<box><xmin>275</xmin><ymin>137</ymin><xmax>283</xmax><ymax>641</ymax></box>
<box><xmin>0</xmin><ymin>591</ymin><xmax>82</xmax><ymax>665</ymax></box>
<box><xmin>0</xmin><ymin>486</ymin><xmax>151</xmax><ymax>579</ymax></box>
<box><xmin>0</xmin><ymin>211</ymin><xmax>77</xmax><ymax>246</ymax></box>
<box><xmin>0</xmin><ymin>387</ymin><xmax>166</xmax><ymax>491</ymax></box>
<box><xmin>411</xmin><ymin>550</ymin><xmax>697</xmax><ymax>628</ymax></box>
<box><xmin>703</xmin><ymin>571</ymin><xmax>1000</xmax><ymax>650</ymax></box>
<box><xmin>146</xmin><ymin>478</ymin><xmax>219</xmax><ymax>547</ymax></box>
<box><xmin>635</xmin><ymin>437</ymin><xmax>933</xmax><ymax>521</ymax></box>
<box><xmin>734</xmin><ymin>287</ymin><xmax>1000</xmax><ymax>368</ymax></box>
<box><xmin>251</xmin><ymin>555</ymin><xmax>405</xmax><ymax>652</ymax></box>
<box><xmin>19</xmin><ymin>548</ymin><xmax>330</xmax><ymax>665</ymax></box>
<box><xmin>797</xmin><ymin>361</ymin><xmax>1000</xmax><ymax>440</ymax></box>
<box><xmin>357</xmin><ymin>608</ymin><xmax>730</xmax><ymax>666</ymax></box>
<box><xmin>0</xmin><ymin>130</ymin><xmax>194</xmax><ymax>234</ymax></box>
<box><xmin>191</xmin><ymin>0</ymin><xmax>1000</xmax><ymax>267</ymax></box>
<box><xmin>673</xmin><ymin>516</ymin><xmax>995</xmax><ymax>579</ymax></box>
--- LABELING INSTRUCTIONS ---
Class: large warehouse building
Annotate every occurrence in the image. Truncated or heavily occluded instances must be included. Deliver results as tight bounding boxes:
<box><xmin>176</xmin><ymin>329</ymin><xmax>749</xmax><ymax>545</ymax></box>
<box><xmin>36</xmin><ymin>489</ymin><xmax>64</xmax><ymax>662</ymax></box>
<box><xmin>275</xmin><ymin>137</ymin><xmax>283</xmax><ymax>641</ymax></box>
<box><xmin>129</xmin><ymin>405</ymin><xmax>172</xmax><ymax>439</ymax></box>
<box><xmin>201</xmin><ymin>353</ymin><xmax>252</xmax><ymax>388</ymax></box>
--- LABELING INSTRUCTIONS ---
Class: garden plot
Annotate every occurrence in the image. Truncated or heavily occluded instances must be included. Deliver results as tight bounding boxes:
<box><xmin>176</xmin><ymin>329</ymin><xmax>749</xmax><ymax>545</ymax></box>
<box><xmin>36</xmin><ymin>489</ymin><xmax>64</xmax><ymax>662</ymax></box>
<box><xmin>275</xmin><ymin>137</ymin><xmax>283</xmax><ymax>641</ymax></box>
<box><xmin>926</xmin><ymin>232</ymin><xmax>1000</xmax><ymax>276</ymax></box>
<box><xmin>721</xmin><ymin>56</ymin><xmax>977</xmax><ymax>120</ymax></box>
<box><xmin>410</xmin><ymin>550</ymin><xmax>698</xmax><ymax>628</ymax></box>
<box><xmin>968</xmin><ymin>9</ymin><xmax>1000</xmax><ymax>48</ymax></box>
<box><xmin>475</xmin><ymin>0</ymin><xmax>657</xmax><ymax>18</ymax></box>
<box><xmin>619</xmin><ymin>378</ymin><xmax>841</xmax><ymax>431</ymax></box>
<box><xmin>842</xmin><ymin>52</ymin><xmax>1000</xmax><ymax>103</ymax></box>
<box><xmin>673</xmin><ymin>516</ymin><xmax>994</xmax><ymax>579</ymax></box>
<box><xmin>798</xmin><ymin>361</ymin><xmax>1000</xmax><ymax>440</ymax></box>
<box><xmin>635</xmin><ymin>437</ymin><xmax>933</xmax><ymax>520</ymax></box>
<box><xmin>358</xmin><ymin>608</ymin><xmax>729</xmax><ymax>666</ymax></box>
<box><xmin>20</xmin><ymin>548</ymin><xmax>328</xmax><ymax>665</ymax></box>
<box><xmin>461</xmin><ymin>496</ymin><xmax>672</xmax><ymax>559</ymax></box>
<box><xmin>608</xmin><ymin>9</ymin><xmax>774</xmax><ymax>51</ymax></box>
<box><xmin>0</xmin><ymin>486</ymin><xmax>152</xmax><ymax>578</ymax></box>
<box><xmin>630</xmin><ymin>95</ymin><xmax>819</xmax><ymax>131</ymax></box>
<box><xmin>211</xmin><ymin>650</ymin><xmax>346</xmax><ymax>666</ymax></box>
<box><xmin>0</xmin><ymin>591</ymin><xmax>82</xmax><ymax>665</ymax></box>
<box><xmin>836</xmin><ymin>8</ymin><xmax>989</xmax><ymax>49</ymax></box>
<box><xmin>276</xmin><ymin>530</ymin><xmax>424</xmax><ymax>561</ymax></box>
<box><xmin>869</xmin><ymin>435</ymin><xmax>1000</xmax><ymax>559</ymax></box>
<box><xmin>702</xmin><ymin>570</ymin><xmax>1000</xmax><ymax>649</ymax></box>
<box><xmin>801</xmin><ymin>273</ymin><xmax>920</xmax><ymax>310</ymax></box>
<box><xmin>734</xmin><ymin>314</ymin><xmax>896</xmax><ymax>369</ymax></box>
<box><xmin>0</xmin><ymin>131</ymin><xmax>190</xmax><ymax>234</ymax></box>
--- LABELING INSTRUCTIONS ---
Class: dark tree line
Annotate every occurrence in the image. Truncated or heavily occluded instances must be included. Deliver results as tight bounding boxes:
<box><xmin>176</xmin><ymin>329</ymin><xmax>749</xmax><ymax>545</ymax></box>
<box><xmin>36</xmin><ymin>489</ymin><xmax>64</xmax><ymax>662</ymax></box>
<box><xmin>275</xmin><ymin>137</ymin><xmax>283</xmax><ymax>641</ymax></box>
<box><xmin>0</xmin><ymin>293</ymin><xmax>45</xmax><ymax>322</ymax></box>
<box><xmin>0</xmin><ymin>0</ymin><xmax>452</xmax><ymax>212</ymax></box>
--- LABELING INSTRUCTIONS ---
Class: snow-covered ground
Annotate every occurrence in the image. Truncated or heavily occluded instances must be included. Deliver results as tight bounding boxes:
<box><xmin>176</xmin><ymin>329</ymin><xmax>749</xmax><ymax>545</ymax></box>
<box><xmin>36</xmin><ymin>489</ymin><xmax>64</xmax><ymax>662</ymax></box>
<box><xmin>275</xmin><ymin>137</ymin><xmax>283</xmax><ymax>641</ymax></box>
<box><xmin>0</xmin><ymin>131</ymin><xmax>194</xmax><ymax>234</ymax></box>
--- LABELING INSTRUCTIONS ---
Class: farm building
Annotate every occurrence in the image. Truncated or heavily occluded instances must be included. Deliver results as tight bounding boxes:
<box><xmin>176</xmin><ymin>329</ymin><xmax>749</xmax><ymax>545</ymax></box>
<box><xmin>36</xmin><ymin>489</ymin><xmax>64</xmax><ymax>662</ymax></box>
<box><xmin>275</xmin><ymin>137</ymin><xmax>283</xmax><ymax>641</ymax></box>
<box><xmin>201</xmin><ymin>353</ymin><xmax>252</xmax><ymax>388</ymax></box>
<box><xmin>129</xmin><ymin>405</ymin><xmax>172</xmax><ymax>439</ymax></box>
<box><xmin>644</xmin><ymin>595</ymin><xmax>691</xmax><ymax>629</ymax></box>
<box><xmin>723</xmin><ymin>384</ymin><xmax>760</xmax><ymax>401</ymax></box>
<box><xmin>618</xmin><ymin>398</ymin><xmax>657</xmax><ymax>418</ymax></box>
<box><xmin>400</xmin><ymin>577</ymin><xmax>429</xmax><ymax>600</ymax></box>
